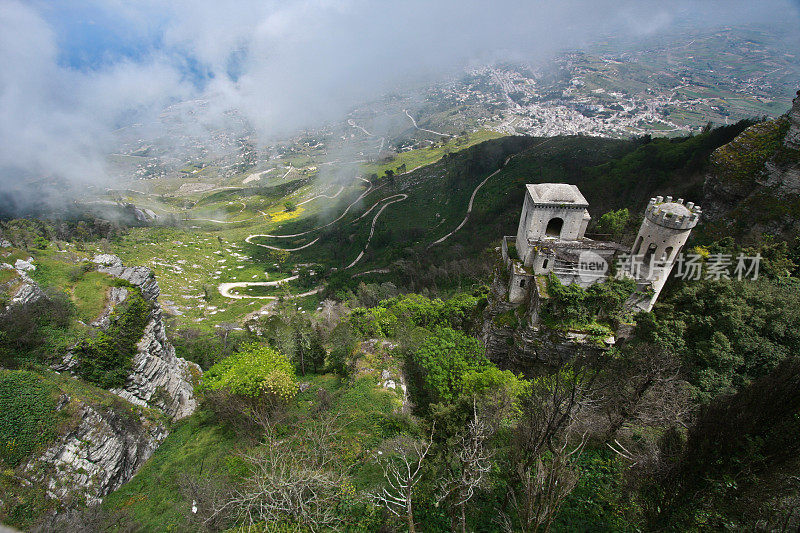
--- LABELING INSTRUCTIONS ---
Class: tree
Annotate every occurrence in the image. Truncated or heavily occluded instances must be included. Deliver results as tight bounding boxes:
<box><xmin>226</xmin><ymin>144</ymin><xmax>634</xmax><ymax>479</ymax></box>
<box><xmin>201</xmin><ymin>343</ymin><xmax>298</xmax><ymax>404</ymax></box>
<box><xmin>506</xmin><ymin>367</ymin><xmax>595</xmax><ymax>532</ymax></box>
<box><xmin>214</xmin><ymin>416</ymin><xmax>351</xmax><ymax>531</ymax></box>
<box><xmin>372</xmin><ymin>427</ymin><xmax>435</xmax><ymax>533</ymax></box>
<box><xmin>601</xmin><ymin>342</ymin><xmax>691</xmax><ymax>441</ymax></box>
<box><xmin>594</xmin><ymin>208</ymin><xmax>630</xmax><ymax>239</ymax></box>
<box><xmin>308</xmin><ymin>328</ymin><xmax>326</xmax><ymax>373</ymax></box>
<box><xmin>384</xmin><ymin>169</ymin><xmax>396</xmax><ymax>188</ymax></box>
<box><xmin>437</xmin><ymin>403</ymin><xmax>494</xmax><ymax>533</ymax></box>
<box><xmin>410</xmin><ymin>327</ymin><xmax>489</xmax><ymax>406</ymax></box>
<box><xmin>283</xmin><ymin>200</ymin><xmax>297</xmax><ymax>212</ymax></box>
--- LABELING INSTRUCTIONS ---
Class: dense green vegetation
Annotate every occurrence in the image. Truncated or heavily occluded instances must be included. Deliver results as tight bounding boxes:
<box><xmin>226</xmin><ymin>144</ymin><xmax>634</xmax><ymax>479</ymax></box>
<box><xmin>0</xmin><ymin>370</ymin><xmax>58</xmax><ymax>467</ymax></box>
<box><xmin>201</xmin><ymin>342</ymin><xmax>298</xmax><ymax>401</ymax></box>
<box><xmin>74</xmin><ymin>289</ymin><xmax>151</xmax><ymax>389</ymax></box>
<box><xmin>409</xmin><ymin>326</ymin><xmax>489</xmax><ymax>406</ymax></box>
<box><xmin>635</xmin><ymin>240</ymin><xmax>800</xmax><ymax>402</ymax></box>
<box><xmin>543</xmin><ymin>274</ymin><xmax>637</xmax><ymax>331</ymax></box>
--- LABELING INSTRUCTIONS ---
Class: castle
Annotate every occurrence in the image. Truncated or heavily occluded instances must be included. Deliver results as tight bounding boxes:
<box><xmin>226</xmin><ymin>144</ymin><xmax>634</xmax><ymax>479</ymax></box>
<box><xmin>500</xmin><ymin>183</ymin><xmax>700</xmax><ymax>320</ymax></box>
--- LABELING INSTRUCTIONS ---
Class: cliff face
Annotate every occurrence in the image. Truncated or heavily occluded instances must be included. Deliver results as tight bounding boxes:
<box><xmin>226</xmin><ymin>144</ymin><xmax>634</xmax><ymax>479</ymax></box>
<box><xmin>481</xmin><ymin>274</ymin><xmax>609</xmax><ymax>371</ymax></box>
<box><xmin>785</xmin><ymin>90</ymin><xmax>800</xmax><ymax>150</ymax></box>
<box><xmin>30</xmin><ymin>401</ymin><xmax>167</xmax><ymax>506</ymax></box>
<box><xmin>703</xmin><ymin>92</ymin><xmax>800</xmax><ymax>240</ymax></box>
<box><xmin>1</xmin><ymin>253</ymin><xmax>200</xmax><ymax>510</ymax></box>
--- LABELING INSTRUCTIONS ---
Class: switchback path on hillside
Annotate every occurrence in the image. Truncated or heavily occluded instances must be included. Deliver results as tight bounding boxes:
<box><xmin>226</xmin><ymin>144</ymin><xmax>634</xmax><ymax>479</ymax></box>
<box><xmin>345</xmin><ymin>194</ymin><xmax>408</xmax><ymax>269</ymax></box>
<box><xmin>245</xmin><ymin>177</ymin><xmax>379</xmax><ymax>242</ymax></box>
<box><xmin>427</xmin><ymin>137</ymin><xmax>554</xmax><ymax>248</ymax></box>
<box><xmin>218</xmin><ymin>275</ymin><xmax>322</xmax><ymax>300</ymax></box>
<box><xmin>297</xmin><ymin>185</ymin><xmax>345</xmax><ymax>206</ymax></box>
<box><xmin>427</xmin><ymin>162</ymin><xmax>508</xmax><ymax>248</ymax></box>
<box><xmin>404</xmin><ymin>109</ymin><xmax>453</xmax><ymax>138</ymax></box>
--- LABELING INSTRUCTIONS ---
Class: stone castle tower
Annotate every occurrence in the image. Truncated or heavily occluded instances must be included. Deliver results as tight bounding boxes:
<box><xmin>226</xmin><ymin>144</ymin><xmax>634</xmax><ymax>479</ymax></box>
<box><xmin>630</xmin><ymin>196</ymin><xmax>701</xmax><ymax>311</ymax></box>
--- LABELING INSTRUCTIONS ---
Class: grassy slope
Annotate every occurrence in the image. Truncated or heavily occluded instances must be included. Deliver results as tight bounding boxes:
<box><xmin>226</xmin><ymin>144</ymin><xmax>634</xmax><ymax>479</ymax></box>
<box><xmin>103</xmin><ymin>369</ymin><xmax>405</xmax><ymax>531</ymax></box>
<box><xmin>0</xmin><ymin>368</ymin><xmax>166</xmax><ymax>529</ymax></box>
<box><xmin>362</xmin><ymin>129</ymin><xmax>504</xmax><ymax>177</ymax></box>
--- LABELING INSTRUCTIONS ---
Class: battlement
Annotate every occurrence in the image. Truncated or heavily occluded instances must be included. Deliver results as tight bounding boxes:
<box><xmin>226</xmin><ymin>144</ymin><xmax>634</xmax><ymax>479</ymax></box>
<box><xmin>644</xmin><ymin>196</ymin><xmax>702</xmax><ymax>230</ymax></box>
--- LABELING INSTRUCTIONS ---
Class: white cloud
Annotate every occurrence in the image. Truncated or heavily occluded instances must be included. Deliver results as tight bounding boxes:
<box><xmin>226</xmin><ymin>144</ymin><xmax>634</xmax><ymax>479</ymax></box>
<box><xmin>1</xmin><ymin>0</ymin><xmax>798</xmax><ymax>212</ymax></box>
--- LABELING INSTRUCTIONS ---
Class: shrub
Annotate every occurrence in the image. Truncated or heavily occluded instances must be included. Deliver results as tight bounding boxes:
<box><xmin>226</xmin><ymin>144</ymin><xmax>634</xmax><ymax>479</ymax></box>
<box><xmin>0</xmin><ymin>289</ymin><xmax>74</xmax><ymax>366</ymax></box>
<box><xmin>201</xmin><ymin>343</ymin><xmax>298</xmax><ymax>403</ymax></box>
<box><xmin>595</xmin><ymin>208</ymin><xmax>630</xmax><ymax>239</ymax></box>
<box><xmin>349</xmin><ymin>293</ymin><xmax>482</xmax><ymax>338</ymax></box>
<box><xmin>0</xmin><ymin>370</ymin><xmax>57</xmax><ymax>467</ymax></box>
<box><xmin>75</xmin><ymin>290</ymin><xmax>150</xmax><ymax>388</ymax></box>
<box><xmin>410</xmin><ymin>326</ymin><xmax>489</xmax><ymax>405</ymax></box>
<box><xmin>544</xmin><ymin>274</ymin><xmax>636</xmax><ymax>329</ymax></box>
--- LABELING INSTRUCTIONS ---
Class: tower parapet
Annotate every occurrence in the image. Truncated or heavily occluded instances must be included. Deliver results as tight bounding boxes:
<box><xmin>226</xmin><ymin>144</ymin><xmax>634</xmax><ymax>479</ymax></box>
<box><xmin>643</xmin><ymin>196</ymin><xmax>702</xmax><ymax>230</ymax></box>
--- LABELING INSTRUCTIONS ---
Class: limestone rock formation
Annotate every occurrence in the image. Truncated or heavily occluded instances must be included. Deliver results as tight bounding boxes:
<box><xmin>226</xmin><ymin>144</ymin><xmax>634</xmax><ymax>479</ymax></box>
<box><xmin>785</xmin><ymin>90</ymin><xmax>800</xmax><ymax>150</ymax></box>
<box><xmin>14</xmin><ymin>254</ymin><xmax>201</xmax><ymax>510</ymax></box>
<box><xmin>703</xmin><ymin>94</ymin><xmax>800</xmax><ymax>240</ymax></box>
<box><xmin>31</xmin><ymin>400</ymin><xmax>167</xmax><ymax>505</ymax></box>
<box><xmin>92</xmin><ymin>254</ymin><xmax>200</xmax><ymax>420</ymax></box>
<box><xmin>481</xmin><ymin>274</ymin><xmax>611</xmax><ymax>370</ymax></box>
<box><xmin>1</xmin><ymin>259</ymin><xmax>46</xmax><ymax>308</ymax></box>
<box><xmin>9</xmin><ymin>271</ymin><xmax>46</xmax><ymax>307</ymax></box>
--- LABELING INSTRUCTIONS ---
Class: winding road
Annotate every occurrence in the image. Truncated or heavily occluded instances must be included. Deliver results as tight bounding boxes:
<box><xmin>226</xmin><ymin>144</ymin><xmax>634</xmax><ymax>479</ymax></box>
<box><xmin>427</xmin><ymin>137</ymin><xmax>554</xmax><ymax>247</ymax></box>
<box><xmin>404</xmin><ymin>109</ymin><xmax>453</xmax><ymax>138</ymax></box>
<box><xmin>427</xmin><ymin>164</ymin><xmax>506</xmax><ymax>247</ymax></box>
<box><xmin>219</xmin><ymin>176</ymin><xmax>408</xmax><ymax>299</ymax></box>
<box><xmin>218</xmin><ymin>275</ymin><xmax>323</xmax><ymax>300</ymax></box>
<box><xmin>345</xmin><ymin>194</ymin><xmax>408</xmax><ymax>269</ymax></box>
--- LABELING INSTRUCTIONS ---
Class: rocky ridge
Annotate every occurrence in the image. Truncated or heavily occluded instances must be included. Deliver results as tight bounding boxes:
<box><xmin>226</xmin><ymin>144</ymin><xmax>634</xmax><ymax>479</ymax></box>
<box><xmin>92</xmin><ymin>253</ymin><xmax>200</xmax><ymax>420</ymax></box>
<box><xmin>785</xmin><ymin>90</ymin><xmax>800</xmax><ymax>150</ymax></box>
<box><xmin>703</xmin><ymin>91</ymin><xmax>800</xmax><ymax>239</ymax></box>
<box><xmin>31</xmin><ymin>402</ymin><xmax>168</xmax><ymax>506</ymax></box>
<box><xmin>1</xmin><ymin>253</ymin><xmax>201</xmax><ymax>508</ymax></box>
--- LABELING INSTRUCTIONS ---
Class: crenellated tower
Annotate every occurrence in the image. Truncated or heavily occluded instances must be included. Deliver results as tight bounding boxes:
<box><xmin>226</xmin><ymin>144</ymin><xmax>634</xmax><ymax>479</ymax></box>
<box><xmin>630</xmin><ymin>196</ymin><xmax>701</xmax><ymax>311</ymax></box>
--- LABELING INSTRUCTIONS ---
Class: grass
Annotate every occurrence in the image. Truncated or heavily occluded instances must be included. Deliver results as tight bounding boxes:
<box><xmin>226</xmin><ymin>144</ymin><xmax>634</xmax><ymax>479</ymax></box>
<box><xmin>362</xmin><ymin>129</ymin><xmax>504</xmax><ymax>178</ymax></box>
<box><xmin>270</xmin><ymin>205</ymin><xmax>305</xmax><ymax>223</ymax></box>
<box><xmin>72</xmin><ymin>271</ymin><xmax>115</xmax><ymax>322</ymax></box>
<box><xmin>102</xmin><ymin>410</ymin><xmax>241</xmax><ymax>531</ymax></box>
<box><xmin>101</xmin><ymin>367</ymin><xmax>406</xmax><ymax>531</ymax></box>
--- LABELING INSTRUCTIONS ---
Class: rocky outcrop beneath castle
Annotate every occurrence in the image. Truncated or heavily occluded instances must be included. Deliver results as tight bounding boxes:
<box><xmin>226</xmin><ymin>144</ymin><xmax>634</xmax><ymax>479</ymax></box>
<box><xmin>30</xmin><ymin>400</ymin><xmax>167</xmax><ymax>506</ymax></box>
<box><xmin>481</xmin><ymin>275</ymin><xmax>609</xmax><ymax>371</ymax></box>
<box><xmin>482</xmin><ymin>314</ymin><xmax>608</xmax><ymax>370</ymax></box>
<box><xmin>92</xmin><ymin>254</ymin><xmax>200</xmax><ymax>421</ymax></box>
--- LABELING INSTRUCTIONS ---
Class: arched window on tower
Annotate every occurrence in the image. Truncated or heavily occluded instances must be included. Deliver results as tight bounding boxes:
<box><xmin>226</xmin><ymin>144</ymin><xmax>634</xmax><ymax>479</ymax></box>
<box><xmin>545</xmin><ymin>217</ymin><xmax>564</xmax><ymax>238</ymax></box>
<box><xmin>643</xmin><ymin>243</ymin><xmax>658</xmax><ymax>268</ymax></box>
<box><xmin>663</xmin><ymin>246</ymin><xmax>674</xmax><ymax>261</ymax></box>
<box><xmin>542</xmin><ymin>258</ymin><xmax>549</xmax><ymax>269</ymax></box>
<box><xmin>633</xmin><ymin>236</ymin><xmax>643</xmax><ymax>255</ymax></box>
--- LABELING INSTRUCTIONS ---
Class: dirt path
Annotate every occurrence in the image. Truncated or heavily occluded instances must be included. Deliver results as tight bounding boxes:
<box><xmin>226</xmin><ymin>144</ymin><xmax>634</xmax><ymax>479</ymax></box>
<box><xmin>218</xmin><ymin>277</ymin><xmax>322</xmax><ymax>300</ymax></box>
<box><xmin>345</xmin><ymin>194</ymin><xmax>408</xmax><ymax>269</ymax></box>
<box><xmin>246</xmin><ymin>178</ymin><xmax>381</xmax><ymax>241</ymax></box>
<box><xmin>427</xmin><ymin>137</ymin><xmax>556</xmax><ymax>247</ymax></box>
<box><xmin>404</xmin><ymin>109</ymin><xmax>452</xmax><ymax>138</ymax></box>
<box><xmin>297</xmin><ymin>184</ymin><xmax>345</xmax><ymax>206</ymax></box>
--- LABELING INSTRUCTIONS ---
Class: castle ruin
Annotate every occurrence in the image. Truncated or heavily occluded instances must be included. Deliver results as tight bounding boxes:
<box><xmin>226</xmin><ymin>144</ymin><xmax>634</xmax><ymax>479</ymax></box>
<box><xmin>500</xmin><ymin>183</ymin><xmax>700</xmax><ymax>323</ymax></box>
